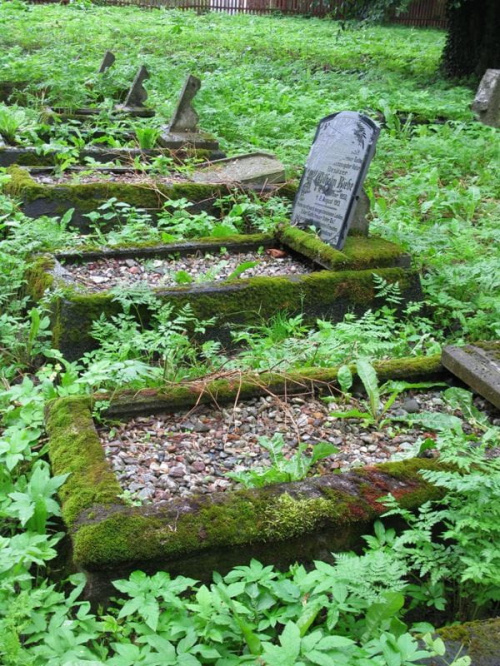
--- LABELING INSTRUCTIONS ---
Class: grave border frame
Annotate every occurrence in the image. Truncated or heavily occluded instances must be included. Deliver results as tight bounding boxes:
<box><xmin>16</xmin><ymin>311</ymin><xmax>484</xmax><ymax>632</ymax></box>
<box><xmin>45</xmin><ymin>354</ymin><xmax>446</xmax><ymax>598</ymax></box>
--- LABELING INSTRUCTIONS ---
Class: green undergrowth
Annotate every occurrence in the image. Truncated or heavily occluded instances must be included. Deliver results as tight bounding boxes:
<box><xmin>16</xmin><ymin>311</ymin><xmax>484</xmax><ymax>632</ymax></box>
<box><xmin>0</xmin><ymin>4</ymin><xmax>499</xmax><ymax>664</ymax></box>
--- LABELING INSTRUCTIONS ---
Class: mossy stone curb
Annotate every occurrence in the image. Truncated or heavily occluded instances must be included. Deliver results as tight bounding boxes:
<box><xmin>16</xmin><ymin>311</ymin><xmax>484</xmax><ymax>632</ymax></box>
<box><xmin>417</xmin><ymin>618</ymin><xmax>500</xmax><ymax>665</ymax></box>
<box><xmin>45</xmin><ymin>356</ymin><xmax>446</xmax><ymax>598</ymax></box>
<box><xmin>26</xmin><ymin>227</ymin><xmax>419</xmax><ymax>360</ymax></box>
<box><xmin>5</xmin><ymin>165</ymin><xmax>297</xmax><ymax>231</ymax></box>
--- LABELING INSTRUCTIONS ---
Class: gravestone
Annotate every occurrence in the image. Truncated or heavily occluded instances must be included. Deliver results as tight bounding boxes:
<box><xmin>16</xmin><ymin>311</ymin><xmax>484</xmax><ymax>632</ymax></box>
<box><xmin>123</xmin><ymin>65</ymin><xmax>150</xmax><ymax>108</ymax></box>
<box><xmin>472</xmin><ymin>69</ymin><xmax>500</xmax><ymax>128</ymax></box>
<box><xmin>159</xmin><ymin>74</ymin><xmax>220</xmax><ymax>152</ymax></box>
<box><xmin>291</xmin><ymin>111</ymin><xmax>380</xmax><ymax>250</ymax></box>
<box><xmin>98</xmin><ymin>51</ymin><xmax>115</xmax><ymax>74</ymax></box>
<box><xmin>169</xmin><ymin>74</ymin><xmax>201</xmax><ymax>132</ymax></box>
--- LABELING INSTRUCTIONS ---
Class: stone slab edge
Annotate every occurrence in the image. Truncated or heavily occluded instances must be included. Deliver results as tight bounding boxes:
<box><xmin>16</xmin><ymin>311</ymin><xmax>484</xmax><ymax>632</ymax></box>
<box><xmin>441</xmin><ymin>343</ymin><xmax>500</xmax><ymax>410</ymax></box>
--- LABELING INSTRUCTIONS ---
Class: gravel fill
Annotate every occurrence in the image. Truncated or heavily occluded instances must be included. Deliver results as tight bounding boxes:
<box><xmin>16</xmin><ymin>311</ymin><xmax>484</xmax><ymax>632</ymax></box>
<box><xmin>61</xmin><ymin>250</ymin><xmax>312</xmax><ymax>291</ymax></box>
<box><xmin>99</xmin><ymin>391</ymin><xmax>499</xmax><ymax>505</ymax></box>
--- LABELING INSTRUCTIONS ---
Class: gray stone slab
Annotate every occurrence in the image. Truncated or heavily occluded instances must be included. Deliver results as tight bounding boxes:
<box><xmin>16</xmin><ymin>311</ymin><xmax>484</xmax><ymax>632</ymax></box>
<box><xmin>291</xmin><ymin>111</ymin><xmax>379</xmax><ymax>250</ymax></box>
<box><xmin>191</xmin><ymin>152</ymin><xmax>286</xmax><ymax>185</ymax></box>
<box><xmin>157</xmin><ymin>130</ymin><xmax>219</xmax><ymax>151</ymax></box>
<box><xmin>472</xmin><ymin>69</ymin><xmax>500</xmax><ymax>128</ymax></box>
<box><xmin>441</xmin><ymin>342</ymin><xmax>500</xmax><ymax>409</ymax></box>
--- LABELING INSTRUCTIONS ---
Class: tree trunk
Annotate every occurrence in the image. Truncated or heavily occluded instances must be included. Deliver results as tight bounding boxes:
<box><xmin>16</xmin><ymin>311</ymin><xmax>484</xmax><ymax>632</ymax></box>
<box><xmin>441</xmin><ymin>0</ymin><xmax>500</xmax><ymax>79</ymax></box>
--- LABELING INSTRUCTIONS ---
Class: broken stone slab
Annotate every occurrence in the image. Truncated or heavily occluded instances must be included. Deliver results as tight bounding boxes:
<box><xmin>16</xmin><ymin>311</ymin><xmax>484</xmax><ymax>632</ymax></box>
<box><xmin>124</xmin><ymin>64</ymin><xmax>149</xmax><ymax>107</ymax></box>
<box><xmin>472</xmin><ymin>69</ymin><xmax>500</xmax><ymax>128</ymax></box>
<box><xmin>98</xmin><ymin>51</ymin><xmax>116</xmax><ymax>74</ymax></box>
<box><xmin>441</xmin><ymin>341</ymin><xmax>500</xmax><ymax>410</ymax></box>
<box><xmin>192</xmin><ymin>152</ymin><xmax>286</xmax><ymax>185</ymax></box>
<box><xmin>115</xmin><ymin>64</ymin><xmax>154</xmax><ymax>116</ymax></box>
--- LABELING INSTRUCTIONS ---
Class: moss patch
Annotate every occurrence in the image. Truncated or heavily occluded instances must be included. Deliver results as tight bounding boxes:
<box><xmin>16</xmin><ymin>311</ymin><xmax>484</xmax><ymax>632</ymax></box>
<box><xmin>70</xmin><ymin>459</ymin><xmax>443</xmax><ymax>570</ymax></box>
<box><xmin>278</xmin><ymin>225</ymin><xmax>408</xmax><ymax>270</ymax></box>
<box><xmin>437</xmin><ymin>618</ymin><xmax>500</xmax><ymax>664</ymax></box>
<box><xmin>45</xmin><ymin>396</ymin><xmax>124</xmax><ymax>525</ymax></box>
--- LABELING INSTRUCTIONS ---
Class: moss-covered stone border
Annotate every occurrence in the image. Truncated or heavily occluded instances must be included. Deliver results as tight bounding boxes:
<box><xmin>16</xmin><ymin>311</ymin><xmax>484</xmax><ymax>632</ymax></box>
<box><xmin>45</xmin><ymin>355</ymin><xmax>447</xmax><ymax>593</ymax></box>
<box><xmin>5</xmin><ymin>165</ymin><xmax>297</xmax><ymax>231</ymax></box>
<box><xmin>26</xmin><ymin>228</ymin><xmax>418</xmax><ymax>359</ymax></box>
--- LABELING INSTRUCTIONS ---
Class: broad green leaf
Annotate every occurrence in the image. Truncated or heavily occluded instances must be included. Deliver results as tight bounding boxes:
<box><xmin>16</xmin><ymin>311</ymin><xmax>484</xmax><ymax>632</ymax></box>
<box><xmin>356</xmin><ymin>358</ymin><xmax>380</xmax><ymax>417</ymax></box>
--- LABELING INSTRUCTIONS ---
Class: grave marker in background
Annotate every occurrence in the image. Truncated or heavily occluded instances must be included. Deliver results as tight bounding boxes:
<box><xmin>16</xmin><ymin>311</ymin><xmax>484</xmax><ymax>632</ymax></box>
<box><xmin>472</xmin><ymin>69</ymin><xmax>500</xmax><ymax>128</ymax></box>
<box><xmin>159</xmin><ymin>74</ymin><xmax>220</xmax><ymax>152</ymax></box>
<box><xmin>169</xmin><ymin>74</ymin><xmax>201</xmax><ymax>133</ymax></box>
<box><xmin>291</xmin><ymin>111</ymin><xmax>379</xmax><ymax>250</ymax></box>
<box><xmin>123</xmin><ymin>65</ymin><xmax>150</xmax><ymax>108</ymax></box>
<box><xmin>98</xmin><ymin>51</ymin><xmax>115</xmax><ymax>74</ymax></box>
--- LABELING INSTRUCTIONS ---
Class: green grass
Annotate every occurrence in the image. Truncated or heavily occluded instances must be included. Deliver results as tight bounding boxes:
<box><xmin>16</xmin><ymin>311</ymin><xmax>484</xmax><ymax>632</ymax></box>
<box><xmin>0</xmin><ymin>0</ymin><xmax>499</xmax><ymax>342</ymax></box>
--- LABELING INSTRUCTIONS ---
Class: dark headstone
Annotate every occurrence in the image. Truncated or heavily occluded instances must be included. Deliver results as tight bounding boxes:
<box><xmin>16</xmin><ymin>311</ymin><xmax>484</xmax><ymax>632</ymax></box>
<box><xmin>123</xmin><ymin>65</ymin><xmax>150</xmax><ymax>108</ymax></box>
<box><xmin>291</xmin><ymin>111</ymin><xmax>380</xmax><ymax>250</ymax></box>
<box><xmin>472</xmin><ymin>69</ymin><xmax>500</xmax><ymax>128</ymax></box>
<box><xmin>169</xmin><ymin>74</ymin><xmax>201</xmax><ymax>133</ymax></box>
<box><xmin>442</xmin><ymin>341</ymin><xmax>500</xmax><ymax>410</ymax></box>
<box><xmin>98</xmin><ymin>51</ymin><xmax>115</xmax><ymax>74</ymax></box>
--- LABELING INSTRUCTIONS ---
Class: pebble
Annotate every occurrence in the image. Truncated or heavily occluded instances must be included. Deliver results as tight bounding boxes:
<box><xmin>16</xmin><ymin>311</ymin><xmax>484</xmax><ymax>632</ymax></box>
<box><xmin>99</xmin><ymin>391</ymin><xmax>497</xmax><ymax>505</ymax></box>
<box><xmin>403</xmin><ymin>398</ymin><xmax>420</xmax><ymax>413</ymax></box>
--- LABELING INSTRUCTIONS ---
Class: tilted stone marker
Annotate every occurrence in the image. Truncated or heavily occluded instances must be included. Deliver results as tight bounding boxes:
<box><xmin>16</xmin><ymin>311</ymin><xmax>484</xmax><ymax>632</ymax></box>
<box><xmin>192</xmin><ymin>152</ymin><xmax>286</xmax><ymax>185</ymax></box>
<box><xmin>98</xmin><ymin>51</ymin><xmax>116</xmax><ymax>74</ymax></box>
<box><xmin>291</xmin><ymin>111</ymin><xmax>380</xmax><ymax>250</ymax></box>
<box><xmin>169</xmin><ymin>74</ymin><xmax>201</xmax><ymax>132</ymax></box>
<box><xmin>472</xmin><ymin>69</ymin><xmax>500</xmax><ymax>128</ymax></box>
<box><xmin>442</xmin><ymin>342</ymin><xmax>500</xmax><ymax>410</ymax></box>
<box><xmin>123</xmin><ymin>65</ymin><xmax>150</xmax><ymax>108</ymax></box>
<box><xmin>159</xmin><ymin>74</ymin><xmax>220</xmax><ymax>151</ymax></box>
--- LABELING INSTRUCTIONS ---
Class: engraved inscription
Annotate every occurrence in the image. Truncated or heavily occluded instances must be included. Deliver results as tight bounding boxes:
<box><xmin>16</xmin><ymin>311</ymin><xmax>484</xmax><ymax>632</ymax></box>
<box><xmin>291</xmin><ymin>111</ymin><xmax>379</xmax><ymax>249</ymax></box>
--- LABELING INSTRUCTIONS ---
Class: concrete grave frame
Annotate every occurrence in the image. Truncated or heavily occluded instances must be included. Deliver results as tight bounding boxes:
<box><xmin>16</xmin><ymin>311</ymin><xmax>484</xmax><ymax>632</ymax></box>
<box><xmin>44</xmin><ymin>355</ymin><xmax>447</xmax><ymax>600</ymax></box>
<box><xmin>7</xmin><ymin>166</ymin><xmax>369</xmax><ymax>234</ymax></box>
<box><xmin>26</xmin><ymin>225</ymin><xmax>420</xmax><ymax>360</ymax></box>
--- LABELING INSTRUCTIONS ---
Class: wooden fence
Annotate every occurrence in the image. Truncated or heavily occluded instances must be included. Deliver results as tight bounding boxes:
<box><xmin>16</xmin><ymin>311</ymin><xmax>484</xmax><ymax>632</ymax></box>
<box><xmin>28</xmin><ymin>0</ymin><xmax>448</xmax><ymax>28</ymax></box>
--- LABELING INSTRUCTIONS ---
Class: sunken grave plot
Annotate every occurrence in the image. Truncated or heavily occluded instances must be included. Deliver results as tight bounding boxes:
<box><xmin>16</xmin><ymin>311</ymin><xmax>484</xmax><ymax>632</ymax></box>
<box><xmin>6</xmin><ymin>151</ymin><xmax>286</xmax><ymax>229</ymax></box>
<box><xmin>45</xmin><ymin>356</ymin><xmax>499</xmax><ymax>598</ymax></box>
<box><xmin>100</xmin><ymin>387</ymin><xmax>486</xmax><ymax>505</ymax></box>
<box><xmin>26</xmin><ymin>227</ymin><xmax>419</xmax><ymax>359</ymax></box>
<box><xmin>45</xmin><ymin>356</ymin><xmax>457</xmax><ymax>597</ymax></box>
<box><xmin>58</xmin><ymin>246</ymin><xmax>311</xmax><ymax>291</ymax></box>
